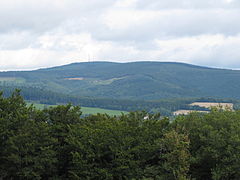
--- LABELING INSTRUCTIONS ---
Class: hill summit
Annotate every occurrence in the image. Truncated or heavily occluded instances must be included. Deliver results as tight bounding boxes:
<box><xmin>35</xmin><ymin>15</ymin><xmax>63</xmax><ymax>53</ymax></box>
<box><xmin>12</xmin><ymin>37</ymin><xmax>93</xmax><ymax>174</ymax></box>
<box><xmin>1</xmin><ymin>61</ymin><xmax>240</xmax><ymax>100</ymax></box>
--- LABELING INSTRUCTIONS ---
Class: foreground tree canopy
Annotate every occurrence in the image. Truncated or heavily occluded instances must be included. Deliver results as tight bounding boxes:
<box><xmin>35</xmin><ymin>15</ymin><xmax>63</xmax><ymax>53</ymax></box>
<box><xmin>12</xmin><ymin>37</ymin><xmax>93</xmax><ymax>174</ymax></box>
<box><xmin>1</xmin><ymin>90</ymin><xmax>240</xmax><ymax>179</ymax></box>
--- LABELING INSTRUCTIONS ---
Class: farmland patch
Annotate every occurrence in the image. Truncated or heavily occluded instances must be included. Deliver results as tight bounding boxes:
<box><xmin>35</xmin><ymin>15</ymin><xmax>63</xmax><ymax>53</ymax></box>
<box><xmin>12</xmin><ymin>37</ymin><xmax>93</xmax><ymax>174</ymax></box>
<box><xmin>190</xmin><ymin>102</ymin><xmax>233</xmax><ymax>110</ymax></box>
<box><xmin>27</xmin><ymin>102</ymin><xmax>127</xmax><ymax>116</ymax></box>
<box><xmin>64</xmin><ymin>77</ymin><xmax>84</xmax><ymax>80</ymax></box>
<box><xmin>0</xmin><ymin>77</ymin><xmax>25</xmax><ymax>83</ymax></box>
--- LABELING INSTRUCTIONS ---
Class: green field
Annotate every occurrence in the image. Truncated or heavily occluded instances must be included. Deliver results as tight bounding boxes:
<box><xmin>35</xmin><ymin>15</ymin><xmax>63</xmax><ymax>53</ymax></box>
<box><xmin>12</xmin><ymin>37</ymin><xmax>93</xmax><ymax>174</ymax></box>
<box><xmin>0</xmin><ymin>77</ymin><xmax>25</xmax><ymax>83</ymax></box>
<box><xmin>81</xmin><ymin>106</ymin><xmax>127</xmax><ymax>116</ymax></box>
<box><xmin>27</xmin><ymin>102</ymin><xmax>127</xmax><ymax>116</ymax></box>
<box><xmin>0</xmin><ymin>77</ymin><xmax>16</xmax><ymax>81</ymax></box>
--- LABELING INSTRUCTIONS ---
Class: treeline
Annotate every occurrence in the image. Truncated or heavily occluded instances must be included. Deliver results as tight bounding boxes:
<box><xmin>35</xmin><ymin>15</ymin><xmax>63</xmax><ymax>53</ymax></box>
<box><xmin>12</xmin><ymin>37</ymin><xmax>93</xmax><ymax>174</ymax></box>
<box><xmin>1</xmin><ymin>91</ymin><xmax>240</xmax><ymax>179</ymax></box>
<box><xmin>0</xmin><ymin>85</ymin><xmax>192</xmax><ymax>115</ymax></box>
<box><xmin>1</xmin><ymin>86</ymin><xmax>237</xmax><ymax>116</ymax></box>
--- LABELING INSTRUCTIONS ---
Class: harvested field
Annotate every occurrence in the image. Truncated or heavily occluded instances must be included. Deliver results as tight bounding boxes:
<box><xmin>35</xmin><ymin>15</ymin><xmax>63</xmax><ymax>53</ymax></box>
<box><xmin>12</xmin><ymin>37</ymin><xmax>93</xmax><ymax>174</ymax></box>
<box><xmin>190</xmin><ymin>102</ymin><xmax>233</xmax><ymax>110</ymax></box>
<box><xmin>64</xmin><ymin>77</ymin><xmax>84</xmax><ymax>80</ymax></box>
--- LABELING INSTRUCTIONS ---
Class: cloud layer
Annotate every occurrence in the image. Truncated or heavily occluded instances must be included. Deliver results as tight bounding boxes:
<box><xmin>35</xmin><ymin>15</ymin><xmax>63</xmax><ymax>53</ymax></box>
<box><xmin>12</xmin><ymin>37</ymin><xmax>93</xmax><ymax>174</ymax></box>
<box><xmin>0</xmin><ymin>0</ymin><xmax>240</xmax><ymax>70</ymax></box>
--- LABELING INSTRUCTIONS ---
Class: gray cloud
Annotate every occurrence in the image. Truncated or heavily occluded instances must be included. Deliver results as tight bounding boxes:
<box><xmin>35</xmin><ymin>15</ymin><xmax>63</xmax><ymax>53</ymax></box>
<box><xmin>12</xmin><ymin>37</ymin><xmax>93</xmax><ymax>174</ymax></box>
<box><xmin>0</xmin><ymin>0</ymin><xmax>115</xmax><ymax>33</ymax></box>
<box><xmin>0</xmin><ymin>0</ymin><xmax>240</xmax><ymax>70</ymax></box>
<box><xmin>136</xmin><ymin>0</ymin><xmax>240</xmax><ymax>9</ymax></box>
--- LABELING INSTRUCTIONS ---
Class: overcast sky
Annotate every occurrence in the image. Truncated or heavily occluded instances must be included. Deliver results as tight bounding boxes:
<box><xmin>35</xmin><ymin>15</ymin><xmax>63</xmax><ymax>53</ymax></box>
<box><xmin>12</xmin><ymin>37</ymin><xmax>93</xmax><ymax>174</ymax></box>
<box><xmin>0</xmin><ymin>0</ymin><xmax>240</xmax><ymax>70</ymax></box>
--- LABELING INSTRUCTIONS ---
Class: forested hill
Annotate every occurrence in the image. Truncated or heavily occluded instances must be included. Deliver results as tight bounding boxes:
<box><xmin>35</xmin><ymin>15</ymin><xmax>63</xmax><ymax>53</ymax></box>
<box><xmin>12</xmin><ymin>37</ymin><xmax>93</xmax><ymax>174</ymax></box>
<box><xmin>1</xmin><ymin>61</ymin><xmax>240</xmax><ymax>100</ymax></box>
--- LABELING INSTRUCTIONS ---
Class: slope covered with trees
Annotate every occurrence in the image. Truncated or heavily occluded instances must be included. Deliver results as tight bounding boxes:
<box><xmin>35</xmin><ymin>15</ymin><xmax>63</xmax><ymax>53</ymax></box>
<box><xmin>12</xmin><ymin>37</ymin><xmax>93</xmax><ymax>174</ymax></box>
<box><xmin>1</xmin><ymin>85</ymin><xmax>235</xmax><ymax>116</ymax></box>
<box><xmin>1</xmin><ymin>91</ymin><xmax>240</xmax><ymax>179</ymax></box>
<box><xmin>1</xmin><ymin>61</ymin><xmax>240</xmax><ymax>100</ymax></box>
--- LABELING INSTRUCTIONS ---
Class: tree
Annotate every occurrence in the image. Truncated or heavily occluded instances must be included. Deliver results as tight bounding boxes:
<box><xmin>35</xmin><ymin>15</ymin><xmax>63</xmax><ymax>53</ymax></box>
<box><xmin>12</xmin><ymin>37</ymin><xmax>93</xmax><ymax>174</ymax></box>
<box><xmin>174</xmin><ymin>109</ymin><xmax>240</xmax><ymax>179</ymax></box>
<box><xmin>0</xmin><ymin>90</ymin><xmax>57</xmax><ymax>179</ymax></box>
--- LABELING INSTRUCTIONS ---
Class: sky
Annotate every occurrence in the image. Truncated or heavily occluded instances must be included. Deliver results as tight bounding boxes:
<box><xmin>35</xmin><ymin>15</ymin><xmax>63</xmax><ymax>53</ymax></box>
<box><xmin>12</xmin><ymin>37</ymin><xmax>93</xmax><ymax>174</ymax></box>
<box><xmin>0</xmin><ymin>0</ymin><xmax>240</xmax><ymax>71</ymax></box>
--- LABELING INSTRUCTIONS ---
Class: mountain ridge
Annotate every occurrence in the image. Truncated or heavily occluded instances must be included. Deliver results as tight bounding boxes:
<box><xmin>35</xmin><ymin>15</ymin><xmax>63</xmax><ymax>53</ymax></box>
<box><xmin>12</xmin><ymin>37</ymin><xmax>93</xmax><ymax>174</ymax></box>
<box><xmin>1</xmin><ymin>61</ymin><xmax>240</xmax><ymax>101</ymax></box>
<box><xmin>37</xmin><ymin>61</ymin><xmax>220</xmax><ymax>71</ymax></box>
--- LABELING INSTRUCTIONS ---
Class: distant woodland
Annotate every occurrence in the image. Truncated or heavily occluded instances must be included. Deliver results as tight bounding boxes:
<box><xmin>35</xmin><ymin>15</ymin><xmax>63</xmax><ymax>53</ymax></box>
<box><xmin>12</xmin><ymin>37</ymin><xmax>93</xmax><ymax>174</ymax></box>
<box><xmin>2</xmin><ymin>62</ymin><xmax>240</xmax><ymax>101</ymax></box>
<box><xmin>2</xmin><ymin>61</ymin><xmax>240</xmax><ymax>116</ymax></box>
<box><xmin>1</xmin><ymin>86</ymin><xmax>238</xmax><ymax>116</ymax></box>
<box><xmin>1</xmin><ymin>90</ymin><xmax>240</xmax><ymax>179</ymax></box>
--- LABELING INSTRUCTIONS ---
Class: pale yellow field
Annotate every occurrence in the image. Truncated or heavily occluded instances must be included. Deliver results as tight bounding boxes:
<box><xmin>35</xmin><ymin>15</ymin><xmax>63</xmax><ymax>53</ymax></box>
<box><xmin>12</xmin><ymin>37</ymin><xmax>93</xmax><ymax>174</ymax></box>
<box><xmin>190</xmin><ymin>102</ymin><xmax>233</xmax><ymax>110</ymax></box>
<box><xmin>173</xmin><ymin>102</ymin><xmax>234</xmax><ymax>116</ymax></box>
<box><xmin>64</xmin><ymin>77</ymin><xmax>84</xmax><ymax>80</ymax></box>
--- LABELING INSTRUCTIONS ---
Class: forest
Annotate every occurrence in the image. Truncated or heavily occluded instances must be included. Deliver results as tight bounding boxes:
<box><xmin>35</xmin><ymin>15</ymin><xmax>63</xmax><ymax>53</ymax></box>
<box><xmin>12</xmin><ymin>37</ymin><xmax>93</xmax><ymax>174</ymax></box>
<box><xmin>1</xmin><ymin>90</ymin><xmax>240</xmax><ymax>179</ymax></box>
<box><xmin>1</xmin><ymin>85</ymin><xmax>237</xmax><ymax>116</ymax></box>
<box><xmin>2</xmin><ymin>61</ymin><xmax>240</xmax><ymax>101</ymax></box>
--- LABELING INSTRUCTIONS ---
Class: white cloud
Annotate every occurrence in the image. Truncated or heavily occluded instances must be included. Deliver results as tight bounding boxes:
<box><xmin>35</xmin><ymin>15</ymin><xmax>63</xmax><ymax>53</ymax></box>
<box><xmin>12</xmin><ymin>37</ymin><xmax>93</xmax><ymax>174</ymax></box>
<box><xmin>136</xmin><ymin>0</ymin><xmax>240</xmax><ymax>9</ymax></box>
<box><xmin>102</xmin><ymin>8</ymin><xmax>240</xmax><ymax>39</ymax></box>
<box><xmin>153</xmin><ymin>34</ymin><xmax>240</xmax><ymax>68</ymax></box>
<box><xmin>223</xmin><ymin>0</ymin><xmax>234</xmax><ymax>4</ymax></box>
<box><xmin>0</xmin><ymin>0</ymin><xmax>240</xmax><ymax>70</ymax></box>
<box><xmin>0</xmin><ymin>47</ymin><xmax>96</xmax><ymax>71</ymax></box>
<box><xmin>114</xmin><ymin>0</ymin><xmax>138</xmax><ymax>8</ymax></box>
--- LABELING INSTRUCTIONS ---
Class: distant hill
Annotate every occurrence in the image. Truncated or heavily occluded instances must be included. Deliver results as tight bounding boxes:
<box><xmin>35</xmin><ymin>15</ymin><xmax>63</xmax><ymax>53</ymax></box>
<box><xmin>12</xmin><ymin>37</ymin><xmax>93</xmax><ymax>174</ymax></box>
<box><xmin>1</xmin><ymin>61</ymin><xmax>240</xmax><ymax>100</ymax></box>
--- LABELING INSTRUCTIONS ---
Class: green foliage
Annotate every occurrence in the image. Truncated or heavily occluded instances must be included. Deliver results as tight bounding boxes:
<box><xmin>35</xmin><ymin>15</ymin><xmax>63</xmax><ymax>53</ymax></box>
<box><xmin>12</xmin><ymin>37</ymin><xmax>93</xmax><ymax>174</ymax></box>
<box><xmin>2</xmin><ymin>61</ymin><xmax>240</xmax><ymax>101</ymax></box>
<box><xmin>0</xmin><ymin>91</ymin><xmax>190</xmax><ymax>179</ymax></box>
<box><xmin>2</xmin><ymin>90</ymin><xmax>240</xmax><ymax>179</ymax></box>
<box><xmin>67</xmin><ymin>112</ymin><xmax>190</xmax><ymax>179</ymax></box>
<box><xmin>26</xmin><ymin>102</ymin><xmax>128</xmax><ymax>116</ymax></box>
<box><xmin>0</xmin><ymin>90</ymin><xmax>57</xmax><ymax>179</ymax></box>
<box><xmin>174</xmin><ymin>109</ymin><xmax>240</xmax><ymax>179</ymax></box>
<box><xmin>1</xmin><ymin>85</ymin><xmax>211</xmax><ymax>116</ymax></box>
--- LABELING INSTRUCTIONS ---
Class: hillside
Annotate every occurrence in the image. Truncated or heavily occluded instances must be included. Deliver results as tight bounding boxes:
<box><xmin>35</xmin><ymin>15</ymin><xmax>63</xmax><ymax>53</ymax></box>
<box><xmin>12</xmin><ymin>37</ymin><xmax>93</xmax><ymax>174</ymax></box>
<box><xmin>1</xmin><ymin>61</ymin><xmax>240</xmax><ymax>100</ymax></box>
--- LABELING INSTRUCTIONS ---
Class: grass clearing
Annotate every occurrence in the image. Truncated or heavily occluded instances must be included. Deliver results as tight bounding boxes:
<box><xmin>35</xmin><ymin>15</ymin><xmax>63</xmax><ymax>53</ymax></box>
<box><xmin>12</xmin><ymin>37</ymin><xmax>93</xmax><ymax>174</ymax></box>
<box><xmin>92</xmin><ymin>77</ymin><xmax>127</xmax><ymax>85</ymax></box>
<box><xmin>0</xmin><ymin>77</ymin><xmax>25</xmax><ymax>83</ymax></box>
<box><xmin>0</xmin><ymin>77</ymin><xmax>17</xmax><ymax>81</ymax></box>
<box><xmin>27</xmin><ymin>102</ymin><xmax>127</xmax><ymax>116</ymax></box>
<box><xmin>81</xmin><ymin>106</ymin><xmax>127</xmax><ymax>116</ymax></box>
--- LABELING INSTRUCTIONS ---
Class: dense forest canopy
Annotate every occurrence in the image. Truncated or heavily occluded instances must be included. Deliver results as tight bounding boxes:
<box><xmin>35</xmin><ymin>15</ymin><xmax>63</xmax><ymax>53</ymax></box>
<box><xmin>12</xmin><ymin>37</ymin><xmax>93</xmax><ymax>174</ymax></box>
<box><xmin>2</xmin><ymin>61</ymin><xmax>240</xmax><ymax>116</ymax></box>
<box><xmin>1</xmin><ymin>62</ymin><xmax>240</xmax><ymax>101</ymax></box>
<box><xmin>1</xmin><ymin>86</ymin><xmax>238</xmax><ymax>116</ymax></box>
<box><xmin>1</xmin><ymin>90</ymin><xmax>240</xmax><ymax>179</ymax></box>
